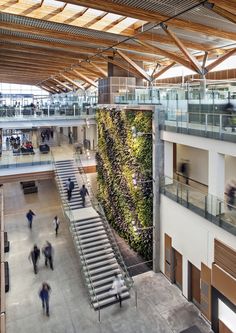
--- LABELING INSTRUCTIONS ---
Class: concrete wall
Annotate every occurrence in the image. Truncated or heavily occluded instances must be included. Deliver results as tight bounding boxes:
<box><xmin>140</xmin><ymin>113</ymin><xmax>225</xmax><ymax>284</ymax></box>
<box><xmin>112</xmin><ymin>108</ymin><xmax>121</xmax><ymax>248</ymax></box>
<box><xmin>160</xmin><ymin>195</ymin><xmax>236</xmax><ymax>298</ymax></box>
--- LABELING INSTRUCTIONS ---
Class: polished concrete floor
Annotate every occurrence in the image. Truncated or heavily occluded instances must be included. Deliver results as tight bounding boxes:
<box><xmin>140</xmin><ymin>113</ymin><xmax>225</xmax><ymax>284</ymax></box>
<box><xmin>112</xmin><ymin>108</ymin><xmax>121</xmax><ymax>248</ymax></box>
<box><xmin>4</xmin><ymin>180</ymin><xmax>212</xmax><ymax>333</ymax></box>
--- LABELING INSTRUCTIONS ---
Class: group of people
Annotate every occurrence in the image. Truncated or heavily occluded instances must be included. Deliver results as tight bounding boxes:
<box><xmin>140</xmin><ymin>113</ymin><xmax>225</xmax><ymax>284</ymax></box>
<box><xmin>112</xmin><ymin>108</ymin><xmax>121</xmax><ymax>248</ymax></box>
<box><xmin>65</xmin><ymin>178</ymin><xmax>89</xmax><ymax>207</ymax></box>
<box><xmin>26</xmin><ymin>212</ymin><xmax>60</xmax><ymax>316</ymax></box>
<box><xmin>41</xmin><ymin>128</ymin><xmax>53</xmax><ymax>143</ymax></box>
<box><xmin>223</xmin><ymin>102</ymin><xmax>236</xmax><ymax>132</ymax></box>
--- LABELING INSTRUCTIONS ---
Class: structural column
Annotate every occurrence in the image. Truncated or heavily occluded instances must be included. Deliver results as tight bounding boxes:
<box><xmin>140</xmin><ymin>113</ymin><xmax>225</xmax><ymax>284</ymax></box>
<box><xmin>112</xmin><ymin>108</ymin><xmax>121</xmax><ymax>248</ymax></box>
<box><xmin>164</xmin><ymin>141</ymin><xmax>173</xmax><ymax>181</ymax></box>
<box><xmin>153</xmin><ymin>107</ymin><xmax>164</xmax><ymax>273</ymax></box>
<box><xmin>208</xmin><ymin>150</ymin><xmax>225</xmax><ymax>215</ymax></box>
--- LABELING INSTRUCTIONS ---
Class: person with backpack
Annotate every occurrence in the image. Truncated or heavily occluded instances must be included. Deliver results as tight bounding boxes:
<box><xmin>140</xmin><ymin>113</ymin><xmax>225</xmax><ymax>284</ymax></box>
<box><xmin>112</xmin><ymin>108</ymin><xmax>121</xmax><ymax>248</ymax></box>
<box><xmin>79</xmin><ymin>184</ymin><xmax>89</xmax><ymax>207</ymax></box>
<box><xmin>42</xmin><ymin>241</ymin><xmax>54</xmax><ymax>270</ymax></box>
<box><xmin>65</xmin><ymin>178</ymin><xmax>74</xmax><ymax>201</ymax></box>
<box><xmin>26</xmin><ymin>209</ymin><xmax>36</xmax><ymax>229</ymax></box>
<box><xmin>28</xmin><ymin>244</ymin><xmax>40</xmax><ymax>274</ymax></box>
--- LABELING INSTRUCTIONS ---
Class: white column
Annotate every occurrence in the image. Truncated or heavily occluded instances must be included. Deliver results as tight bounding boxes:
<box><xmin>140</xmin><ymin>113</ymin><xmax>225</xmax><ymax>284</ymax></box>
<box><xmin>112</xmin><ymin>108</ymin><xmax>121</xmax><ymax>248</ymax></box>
<box><xmin>208</xmin><ymin>150</ymin><xmax>225</xmax><ymax>199</ymax></box>
<box><xmin>164</xmin><ymin>141</ymin><xmax>173</xmax><ymax>180</ymax></box>
<box><xmin>208</xmin><ymin>150</ymin><xmax>225</xmax><ymax>215</ymax></box>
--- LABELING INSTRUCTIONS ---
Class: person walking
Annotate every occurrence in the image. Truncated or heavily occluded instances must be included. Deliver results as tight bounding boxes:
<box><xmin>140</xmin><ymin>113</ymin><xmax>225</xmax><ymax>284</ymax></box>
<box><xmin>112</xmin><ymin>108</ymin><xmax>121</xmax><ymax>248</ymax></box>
<box><xmin>42</xmin><ymin>241</ymin><xmax>54</xmax><ymax>270</ymax></box>
<box><xmin>79</xmin><ymin>184</ymin><xmax>89</xmax><ymax>207</ymax></box>
<box><xmin>39</xmin><ymin>282</ymin><xmax>51</xmax><ymax>316</ymax></box>
<box><xmin>53</xmin><ymin>216</ymin><xmax>60</xmax><ymax>236</ymax></box>
<box><xmin>65</xmin><ymin>178</ymin><xmax>74</xmax><ymax>201</ymax></box>
<box><xmin>111</xmin><ymin>273</ymin><xmax>125</xmax><ymax>307</ymax></box>
<box><xmin>26</xmin><ymin>209</ymin><xmax>36</xmax><ymax>229</ymax></box>
<box><xmin>28</xmin><ymin>244</ymin><xmax>40</xmax><ymax>274</ymax></box>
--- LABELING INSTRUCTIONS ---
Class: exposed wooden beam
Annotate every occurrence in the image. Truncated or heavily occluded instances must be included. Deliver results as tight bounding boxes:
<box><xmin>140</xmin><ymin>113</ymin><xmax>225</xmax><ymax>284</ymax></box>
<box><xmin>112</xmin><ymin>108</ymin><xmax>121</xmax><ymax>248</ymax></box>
<box><xmin>81</xmin><ymin>62</ymin><xmax>107</xmax><ymax>77</ymax></box>
<box><xmin>152</xmin><ymin>62</ymin><xmax>176</xmax><ymax>81</ymax></box>
<box><xmin>59</xmin><ymin>74</ymin><xmax>85</xmax><ymax>90</ymax></box>
<box><xmin>71</xmin><ymin>69</ymin><xmax>98</xmax><ymax>87</ymax></box>
<box><xmin>115</xmin><ymin>49</ymin><xmax>151</xmax><ymax>81</ymax></box>
<box><xmin>202</xmin><ymin>51</ymin><xmax>208</xmax><ymax>69</ymax></box>
<box><xmin>135</xmin><ymin>40</ymin><xmax>196</xmax><ymax>72</ymax></box>
<box><xmin>83</xmin><ymin>12</ymin><xmax>108</xmax><ymax>28</ymax></box>
<box><xmin>53</xmin><ymin>78</ymin><xmax>73</xmax><ymax>91</ymax></box>
<box><xmin>101</xmin><ymin>56</ymin><xmax>143</xmax><ymax>77</ymax></box>
<box><xmin>40</xmin><ymin>84</ymin><xmax>53</xmax><ymax>94</ymax></box>
<box><xmin>205</xmin><ymin>48</ymin><xmax>236</xmax><ymax>73</ymax></box>
<box><xmin>57</xmin><ymin>0</ymin><xmax>236</xmax><ymax>41</ymax></box>
<box><xmin>161</xmin><ymin>24</ymin><xmax>203</xmax><ymax>74</ymax></box>
<box><xmin>102</xmin><ymin>16</ymin><xmax>126</xmax><ymax>32</ymax></box>
<box><xmin>204</xmin><ymin>2</ymin><xmax>236</xmax><ymax>24</ymax></box>
<box><xmin>64</xmin><ymin>8</ymin><xmax>88</xmax><ymax>24</ymax></box>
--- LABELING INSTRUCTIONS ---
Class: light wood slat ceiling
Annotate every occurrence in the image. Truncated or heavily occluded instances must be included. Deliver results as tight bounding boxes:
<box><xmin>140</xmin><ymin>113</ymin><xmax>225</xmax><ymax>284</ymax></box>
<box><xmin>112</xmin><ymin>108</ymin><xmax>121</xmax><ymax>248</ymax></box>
<box><xmin>0</xmin><ymin>0</ymin><xmax>236</xmax><ymax>92</ymax></box>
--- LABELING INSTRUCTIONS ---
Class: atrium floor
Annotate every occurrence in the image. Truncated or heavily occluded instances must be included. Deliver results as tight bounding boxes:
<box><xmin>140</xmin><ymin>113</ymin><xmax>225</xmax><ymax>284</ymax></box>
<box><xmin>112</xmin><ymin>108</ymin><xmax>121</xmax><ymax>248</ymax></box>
<box><xmin>4</xmin><ymin>180</ymin><xmax>212</xmax><ymax>333</ymax></box>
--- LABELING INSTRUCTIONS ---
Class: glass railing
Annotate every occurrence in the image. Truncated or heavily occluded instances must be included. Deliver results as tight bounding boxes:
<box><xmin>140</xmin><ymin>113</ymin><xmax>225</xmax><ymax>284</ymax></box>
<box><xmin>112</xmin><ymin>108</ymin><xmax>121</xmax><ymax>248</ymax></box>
<box><xmin>0</xmin><ymin>149</ymin><xmax>53</xmax><ymax>169</ymax></box>
<box><xmin>164</xmin><ymin>111</ymin><xmax>236</xmax><ymax>142</ymax></box>
<box><xmin>0</xmin><ymin>106</ymin><xmax>96</xmax><ymax>120</ymax></box>
<box><xmin>162</xmin><ymin>176</ymin><xmax>236</xmax><ymax>236</ymax></box>
<box><xmin>74</xmin><ymin>152</ymin><xmax>134</xmax><ymax>290</ymax></box>
<box><xmin>52</xmin><ymin>159</ymin><xmax>100</xmax><ymax>312</ymax></box>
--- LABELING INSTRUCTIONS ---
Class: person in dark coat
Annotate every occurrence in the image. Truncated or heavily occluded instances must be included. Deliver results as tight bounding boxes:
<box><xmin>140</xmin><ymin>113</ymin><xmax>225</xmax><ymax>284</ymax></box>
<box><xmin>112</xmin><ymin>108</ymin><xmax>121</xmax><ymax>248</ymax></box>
<box><xmin>79</xmin><ymin>184</ymin><xmax>89</xmax><ymax>207</ymax></box>
<box><xmin>42</xmin><ymin>241</ymin><xmax>54</xmax><ymax>270</ymax></box>
<box><xmin>39</xmin><ymin>282</ymin><xmax>51</xmax><ymax>316</ymax></box>
<box><xmin>28</xmin><ymin>244</ymin><xmax>40</xmax><ymax>274</ymax></box>
<box><xmin>26</xmin><ymin>209</ymin><xmax>36</xmax><ymax>229</ymax></box>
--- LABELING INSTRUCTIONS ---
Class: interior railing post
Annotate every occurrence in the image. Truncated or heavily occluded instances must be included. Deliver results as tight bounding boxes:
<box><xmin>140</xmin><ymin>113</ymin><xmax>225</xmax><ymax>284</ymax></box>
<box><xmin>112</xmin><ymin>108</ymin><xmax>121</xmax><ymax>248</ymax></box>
<box><xmin>219</xmin><ymin>114</ymin><xmax>222</xmax><ymax>137</ymax></box>
<box><xmin>187</xmin><ymin>188</ymin><xmax>189</xmax><ymax>208</ymax></box>
<box><xmin>204</xmin><ymin>196</ymin><xmax>208</xmax><ymax>218</ymax></box>
<box><xmin>205</xmin><ymin>113</ymin><xmax>208</xmax><ymax>135</ymax></box>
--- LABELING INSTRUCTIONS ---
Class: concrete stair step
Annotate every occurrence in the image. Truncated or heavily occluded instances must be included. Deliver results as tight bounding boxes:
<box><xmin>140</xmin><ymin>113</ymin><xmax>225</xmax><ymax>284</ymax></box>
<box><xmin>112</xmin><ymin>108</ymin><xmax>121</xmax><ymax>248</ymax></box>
<box><xmin>92</xmin><ymin>292</ymin><xmax>130</xmax><ymax>310</ymax></box>
<box><xmin>74</xmin><ymin>221</ymin><xmax>103</xmax><ymax>230</ymax></box>
<box><xmin>84</xmin><ymin>263</ymin><xmax>118</xmax><ymax>277</ymax></box>
<box><xmin>76</xmin><ymin>238</ymin><xmax>110</xmax><ymax>249</ymax></box>
<box><xmin>74</xmin><ymin>226</ymin><xmax>104</xmax><ymax>235</ymax></box>
<box><xmin>78</xmin><ymin>242</ymin><xmax>111</xmax><ymax>254</ymax></box>
<box><xmin>91</xmin><ymin>286</ymin><xmax>128</xmax><ymax>301</ymax></box>
<box><xmin>88</xmin><ymin>274</ymin><xmax>114</xmax><ymax>288</ymax></box>
<box><xmin>80</xmin><ymin>248</ymin><xmax>113</xmax><ymax>259</ymax></box>
<box><xmin>74</xmin><ymin>218</ymin><xmax>102</xmax><ymax>226</ymax></box>
<box><xmin>87</xmin><ymin>258</ymin><xmax>117</xmax><ymax>270</ymax></box>
<box><xmin>79</xmin><ymin>234</ymin><xmax>108</xmax><ymax>244</ymax></box>
<box><xmin>78</xmin><ymin>230</ymin><xmax>106</xmax><ymax>239</ymax></box>
<box><xmin>83</xmin><ymin>253</ymin><xmax>115</xmax><ymax>265</ymax></box>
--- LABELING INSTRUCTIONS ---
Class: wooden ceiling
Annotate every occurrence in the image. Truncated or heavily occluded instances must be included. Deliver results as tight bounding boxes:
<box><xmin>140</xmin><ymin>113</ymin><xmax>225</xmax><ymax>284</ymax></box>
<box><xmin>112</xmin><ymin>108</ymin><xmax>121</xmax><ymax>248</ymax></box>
<box><xmin>0</xmin><ymin>0</ymin><xmax>236</xmax><ymax>93</ymax></box>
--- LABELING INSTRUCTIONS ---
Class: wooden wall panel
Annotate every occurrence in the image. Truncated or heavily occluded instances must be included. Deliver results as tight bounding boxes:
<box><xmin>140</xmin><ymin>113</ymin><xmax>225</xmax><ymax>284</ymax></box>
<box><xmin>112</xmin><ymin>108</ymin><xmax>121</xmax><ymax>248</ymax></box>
<box><xmin>201</xmin><ymin>263</ymin><xmax>211</xmax><ymax>321</ymax></box>
<box><xmin>212</xmin><ymin>264</ymin><xmax>236</xmax><ymax>306</ymax></box>
<box><xmin>214</xmin><ymin>239</ymin><xmax>236</xmax><ymax>279</ymax></box>
<box><xmin>164</xmin><ymin>233</ymin><xmax>173</xmax><ymax>281</ymax></box>
<box><xmin>219</xmin><ymin>320</ymin><xmax>233</xmax><ymax>333</ymax></box>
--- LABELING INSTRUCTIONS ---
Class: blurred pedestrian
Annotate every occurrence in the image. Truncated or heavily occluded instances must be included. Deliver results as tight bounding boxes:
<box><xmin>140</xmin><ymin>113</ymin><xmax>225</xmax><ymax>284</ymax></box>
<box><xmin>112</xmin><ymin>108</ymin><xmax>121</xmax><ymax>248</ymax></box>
<box><xmin>226</xmin><ymin>181</ymin><xmax>236</xmax><ymax>210</ymax></box>
<box><xmin>26</xmin><ymin>209</ymin><xmax>35</xmax><ymax>229</ymax></box>
<box><xmin>42</xmin><ymin>241</ymin><xmax>54</xmax><ymax>270</ymax></box>
<box><xmin>110</xmin><ymin>273</ymin><xmax>125</xmax><ymax>308</ymax></box>
<box><xmin>28</xmin><ymin>244</ymin><xmax>40</xmax><ymax>274</ymax></box>
<box><xmin>53</xmin><ymin>216</ymin><xmax>60</xmax><ymax>236</ymax></box>
<box><xmin>39</xmin><ymin>282</ymin><xmax>51</xmax><ymax>316</ymax></box>
<box><xmin>79</xmin><ymin>184</ymin><xmax>89</xmax><ymax>207</ymax></box>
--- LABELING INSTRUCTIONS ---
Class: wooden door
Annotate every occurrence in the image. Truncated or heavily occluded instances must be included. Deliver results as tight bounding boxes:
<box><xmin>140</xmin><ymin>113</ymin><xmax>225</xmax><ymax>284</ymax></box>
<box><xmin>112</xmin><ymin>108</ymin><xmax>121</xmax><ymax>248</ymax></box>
<box><xmin>174</xmin><ymin>249</ymin><xmax>182</xmax><ymax>290</ymax></box>
<box><xmin>219</xmin><ymin>320</ymin><xmax>233</xmax><ymax>333</ymax></box>
<box><xmin>164</xmin><ymin>234</ymin><xmax>173</xmax><ymax>282</ymax></box>
<box><xmin>191</xmin><ymin>263</ymin><xmax>201</xmax><ymax>308</ymax></box>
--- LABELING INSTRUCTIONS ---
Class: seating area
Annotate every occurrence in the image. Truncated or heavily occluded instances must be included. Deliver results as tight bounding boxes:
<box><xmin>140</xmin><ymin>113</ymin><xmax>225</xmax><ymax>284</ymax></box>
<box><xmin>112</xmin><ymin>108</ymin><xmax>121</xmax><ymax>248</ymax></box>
<box><xmin>21</xmin><ymin>181</ymin><xmax>38</xmax><ymax>194</ymax></box>
<box><xmin>39</xmin><ymin>143</ymin><xmax>50</xmax><ymax>154</ymax></box>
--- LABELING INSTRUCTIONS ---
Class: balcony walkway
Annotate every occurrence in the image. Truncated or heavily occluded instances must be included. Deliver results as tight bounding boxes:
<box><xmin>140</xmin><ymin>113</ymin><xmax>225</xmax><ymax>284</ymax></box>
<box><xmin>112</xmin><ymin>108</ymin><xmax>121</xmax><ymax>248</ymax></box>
<box><xmin>3</xmin><ymin>179</ymin><xmax>211</xmax><ymax>333</ymax></box>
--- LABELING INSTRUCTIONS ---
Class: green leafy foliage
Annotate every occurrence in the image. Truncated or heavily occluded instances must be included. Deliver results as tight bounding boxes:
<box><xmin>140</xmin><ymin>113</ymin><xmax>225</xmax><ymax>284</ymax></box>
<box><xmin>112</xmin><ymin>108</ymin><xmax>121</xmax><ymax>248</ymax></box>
<box><xmin>96</xmin><ymin>109</ymin><xmax>153</xmax><ymax>260</ymax></box>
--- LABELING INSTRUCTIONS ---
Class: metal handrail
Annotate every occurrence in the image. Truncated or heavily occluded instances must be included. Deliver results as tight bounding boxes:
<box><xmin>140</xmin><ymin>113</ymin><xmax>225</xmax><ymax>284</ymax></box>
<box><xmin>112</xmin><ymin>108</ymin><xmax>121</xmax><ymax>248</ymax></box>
<box><xmin>52</xmin><ymin>156</ymin><xmax>100</xmax><ymax>309</ymax></box>
<box><xmin>73</xmin><ymin>152</ymin><xmax>134</xmax><ymax>290</ymax></box>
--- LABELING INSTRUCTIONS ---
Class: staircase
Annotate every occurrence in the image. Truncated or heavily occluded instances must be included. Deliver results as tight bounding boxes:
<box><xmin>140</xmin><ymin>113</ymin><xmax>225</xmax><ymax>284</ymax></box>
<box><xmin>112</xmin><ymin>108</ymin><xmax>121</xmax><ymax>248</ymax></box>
<box><xmin>54</xmin><ymin>158</ymin><xmax>133</xmax><ymax>311</ymax></box>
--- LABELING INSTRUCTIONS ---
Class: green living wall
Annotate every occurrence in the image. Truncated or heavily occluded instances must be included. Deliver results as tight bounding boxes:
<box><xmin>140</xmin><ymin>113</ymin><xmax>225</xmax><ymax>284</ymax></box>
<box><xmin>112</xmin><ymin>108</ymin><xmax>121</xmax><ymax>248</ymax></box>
<box><xmin>96</xmin><ymin>109</ymin><xmax>153</xmax><ymax>261</ymax></box>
